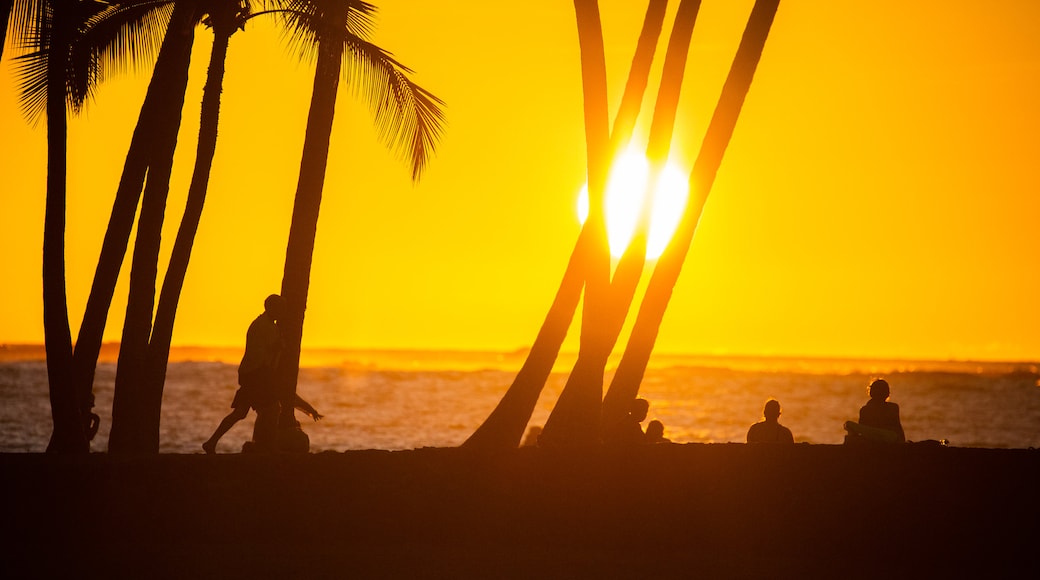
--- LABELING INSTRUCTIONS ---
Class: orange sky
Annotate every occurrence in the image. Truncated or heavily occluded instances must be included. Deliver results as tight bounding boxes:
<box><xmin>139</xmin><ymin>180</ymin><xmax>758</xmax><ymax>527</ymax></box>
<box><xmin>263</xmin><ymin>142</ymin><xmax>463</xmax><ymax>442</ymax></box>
<box><xmin>1</xmin><ymin>1</ymin><xmax>1038</xmax><ymax>362</ymax></box>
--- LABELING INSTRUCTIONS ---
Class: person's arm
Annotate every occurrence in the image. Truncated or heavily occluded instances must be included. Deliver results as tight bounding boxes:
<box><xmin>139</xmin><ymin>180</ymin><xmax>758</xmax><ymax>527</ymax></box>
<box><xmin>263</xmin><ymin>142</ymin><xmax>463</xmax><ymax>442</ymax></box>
<box><xmin>294</xmin><ymin>395</ymin><xmax>323</xmax><ymax>421</ymax></box>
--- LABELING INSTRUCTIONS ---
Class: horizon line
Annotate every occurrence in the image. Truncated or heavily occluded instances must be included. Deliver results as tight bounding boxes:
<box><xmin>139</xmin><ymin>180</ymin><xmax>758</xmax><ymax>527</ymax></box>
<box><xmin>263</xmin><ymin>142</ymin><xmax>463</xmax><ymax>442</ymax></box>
<box><xmin>1</xmin><ymin>342</ymin><xmax>1037</xmax><ymax>367</ymax></box>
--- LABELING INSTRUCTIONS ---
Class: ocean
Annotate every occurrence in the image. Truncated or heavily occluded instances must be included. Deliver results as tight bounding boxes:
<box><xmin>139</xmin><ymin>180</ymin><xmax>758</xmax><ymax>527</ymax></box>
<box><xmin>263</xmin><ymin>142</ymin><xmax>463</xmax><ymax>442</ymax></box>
<box><xmin>2</xmin><ymin>348</ymin><xmax>1038</xmax><ymax>452</ymax></box>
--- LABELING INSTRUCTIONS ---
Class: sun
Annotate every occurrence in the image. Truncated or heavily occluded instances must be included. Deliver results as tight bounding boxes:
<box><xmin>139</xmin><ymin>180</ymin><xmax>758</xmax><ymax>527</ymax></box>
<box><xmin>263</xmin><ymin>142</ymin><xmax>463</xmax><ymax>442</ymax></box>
<box><xmin>577</xmin><ymin>150</ymin><xmax>689</xmax><ymax>259</ymax></box>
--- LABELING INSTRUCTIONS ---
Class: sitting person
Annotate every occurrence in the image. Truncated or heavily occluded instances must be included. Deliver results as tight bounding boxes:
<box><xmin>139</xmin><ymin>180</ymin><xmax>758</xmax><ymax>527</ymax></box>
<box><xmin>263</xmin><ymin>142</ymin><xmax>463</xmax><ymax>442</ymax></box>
<box><xmin>746</xmin><ymin>399</ymin><xmax>794</xmax><ymax>443</ymax></box>
<box><xmin>604</xmin><ymin>398</ymin><xmax>651</xmax><ymax>445</ymax></box>
<box><xmin>844</xmin><ymin>378</ymin><xmax>906</xmax><ymax>444</ymax></box>
<box><xmin>644</xmin><ymin>419</ymin><xmax>670</xmax><ymax>444</ymax></box>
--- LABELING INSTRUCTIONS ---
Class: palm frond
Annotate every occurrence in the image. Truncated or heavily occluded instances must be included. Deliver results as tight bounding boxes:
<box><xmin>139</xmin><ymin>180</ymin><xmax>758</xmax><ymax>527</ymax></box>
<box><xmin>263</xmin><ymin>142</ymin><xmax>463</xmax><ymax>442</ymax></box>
<box><xmin>12</xmin><ymin>0</ymin><xmax>175</xmax><ymax>122</ymax></box>
<box><xmin>11</xmin><ymin>0</ymin><xmax>52</xmax><ymax>125</ymax></box>
<box><xmin>12</xmin><ymin>45</ymin><xmax>48</xmax><ymax>124</ymax></box>
<box><xmin>342</xmin><ymin>36</ymin><xmax>445</xmax><ymax>181</ymax></box>
<box><xmin>270</xmin><ymin>0</ymin><xmax>443</xmax><ymax>180</ymax></box>
<box><xmin>5</xmin><ymin>0</ymin><xmax>47</xmax><ymax>54</ymax></box>
<box><xmin>65</xmin><ymin>0</ymin><xmax>173</xmax><ymax>113</ymax></box>
<box><xmin>83</xmin><ymin>0</ymin><xmax>175</xmax><ymax>81</ymax></box>
<box><xmin>275</xmin><ymin>0</ymin><xmax>375</xmax><ymax>67</ymax></box>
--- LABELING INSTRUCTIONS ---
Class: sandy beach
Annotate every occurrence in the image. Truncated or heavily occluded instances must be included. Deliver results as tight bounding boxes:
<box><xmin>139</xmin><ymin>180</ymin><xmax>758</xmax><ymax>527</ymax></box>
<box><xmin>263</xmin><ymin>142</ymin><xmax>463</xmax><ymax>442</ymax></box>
<box><xmin>3</xmin><ymin>443</ymin><xmax>1037</xmax><ymax>579</ymax></box>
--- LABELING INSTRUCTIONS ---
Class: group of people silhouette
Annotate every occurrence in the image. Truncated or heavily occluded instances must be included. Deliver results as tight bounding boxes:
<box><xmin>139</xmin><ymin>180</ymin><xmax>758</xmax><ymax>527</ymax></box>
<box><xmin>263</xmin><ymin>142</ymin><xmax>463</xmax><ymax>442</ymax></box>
<box><xmin>204</xmin><ymin>295</ymin><xmax>906</xmax><ymax>452</ymax></box>
<box><xmin>746</xmin><ymin>378</ymin><xmax>905</xmax><ymax>445</ymax></box>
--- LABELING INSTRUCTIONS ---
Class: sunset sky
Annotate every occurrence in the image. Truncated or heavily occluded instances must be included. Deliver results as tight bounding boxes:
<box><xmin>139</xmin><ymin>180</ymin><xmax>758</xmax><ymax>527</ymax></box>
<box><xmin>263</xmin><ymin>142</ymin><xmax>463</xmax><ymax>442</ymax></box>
<box><xmin>1</xmin><ymin>0</ymin><xmax>1038</xmax><ymax>363</ymax></box>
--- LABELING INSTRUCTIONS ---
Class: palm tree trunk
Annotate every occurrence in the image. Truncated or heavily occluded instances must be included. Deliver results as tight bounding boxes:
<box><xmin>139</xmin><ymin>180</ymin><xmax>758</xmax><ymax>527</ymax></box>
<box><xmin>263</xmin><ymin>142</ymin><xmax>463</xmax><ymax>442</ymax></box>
<box><xmin>276</xmin><ymin>30</ymin><xmax>344</xmax><ymax>448</ymax></box>
<box><xmin>43</xmin><ymin>14</ymin><xmax>82</xmax><ymax>454</ymax></box>
<box><xmin>108</xmin><ymin>5</ymin><xmax>197</xmax><ymax>454</ymax></box>
<box><xmin>537</xmin><ymin>0</ymin><xmax>613</xmax><ymax>447</ymax></box>
<box><xmin>71</xmin><ymin>1</ymin><xmax>198</xmax><ymax>448</ymax></box>
<box><xmin>142</xmin><ymin>25</ymin><xmax>233</xmax><ymax>444</ymax></box>
<box><xmin>463</xmin><ymin>0</ymin><xmax>669</xmax><ymax>450</ymax></box>
<box><xmin>598</xmin><ymin>0</ymin><xmax>701</xmax><ymax>433</ymax></box>
<box><xmin>603</xmin><ymin>0</ymin><xmax>781</xmax><ymax>411</ymax></box>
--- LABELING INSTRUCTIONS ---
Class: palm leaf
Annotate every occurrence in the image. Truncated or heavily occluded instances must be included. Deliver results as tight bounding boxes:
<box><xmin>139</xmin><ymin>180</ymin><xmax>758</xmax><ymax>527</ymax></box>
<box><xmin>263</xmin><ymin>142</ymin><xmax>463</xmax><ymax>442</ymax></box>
<box><xmin>83</xmin><ymin>1</ymin><xmax>174</xmax><ymax>79</ymax></box>
<box><xmin>4</xmin><ymin>0</ymin><xmax>46</xmax><ymax>53</ymax></box>
<box><xmin>275</xmin><ymin>0</ymin><xmax>444</xmax><ymax>181</ymax></box>
<box><xmin>341</xmin><ymin>36</ymin><xmax>445</xmax><ymax>181</ymax></box>
<box><xmin>12</xmin><ymin>0</ymin><xmax>174</xmax><ymax>123</ymax></box>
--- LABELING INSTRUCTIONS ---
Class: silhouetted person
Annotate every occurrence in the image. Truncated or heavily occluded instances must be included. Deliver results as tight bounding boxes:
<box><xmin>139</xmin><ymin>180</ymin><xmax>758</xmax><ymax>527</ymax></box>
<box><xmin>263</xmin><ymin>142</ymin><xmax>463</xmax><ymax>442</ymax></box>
<box><xmin>203</xmin><ymin>295</ymin><xmax>321</xmax><ymax>454</ymax></box>
<box><xmin>645</xmin><ymin>419</ymin><xmax>670</xmax><ymax>444</ymax></box>
<box><xmin>844</xmin><ymin>378</ymin><xmax>905</xmax><ymax>444</ymax></box>
<box><xmin>604</xmin><ymin>398</ymin><xmax>650</xmax><ymax>445</ymax></box>
<box><xmin>747</xmin><ymin>399</ymin><xmax>794</xmax><ymax>443</ymax></box>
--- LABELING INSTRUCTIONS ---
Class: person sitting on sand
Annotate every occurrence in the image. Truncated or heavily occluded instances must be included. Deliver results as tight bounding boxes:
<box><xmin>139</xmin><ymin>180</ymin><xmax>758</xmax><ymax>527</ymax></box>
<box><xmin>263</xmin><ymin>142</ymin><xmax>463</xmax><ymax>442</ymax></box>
<box><xmin>203</xmin><ymin>295</ymin><xmax>322</xmax><ymax>454</ymax></box>
<box><xmin>644</xmin><ymin>419</ymin><xmax>670</xmax><ymax>444</ymax></box>
<box><xmin>746</xmin><ymin>399</ymin><xmax>794</xmax><ymax>444</ymax></box>
<box><xmin>844</xmin><ymin>378</ymin><xmax>905</xmax><ymax>444</ymax></box>
<box><xmin>604</xmin><ymin>398</ymin><xmax>651</xmax><ymax>445</ymax></box>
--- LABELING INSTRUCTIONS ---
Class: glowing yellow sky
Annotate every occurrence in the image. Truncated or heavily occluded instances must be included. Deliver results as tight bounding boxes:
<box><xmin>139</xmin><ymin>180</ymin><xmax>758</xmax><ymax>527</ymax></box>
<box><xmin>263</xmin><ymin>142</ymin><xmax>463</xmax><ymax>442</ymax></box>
<box><xmin>1</xmin><ymin>1</ymin><xmax>1038</xmax><ymax>362</ymax></box>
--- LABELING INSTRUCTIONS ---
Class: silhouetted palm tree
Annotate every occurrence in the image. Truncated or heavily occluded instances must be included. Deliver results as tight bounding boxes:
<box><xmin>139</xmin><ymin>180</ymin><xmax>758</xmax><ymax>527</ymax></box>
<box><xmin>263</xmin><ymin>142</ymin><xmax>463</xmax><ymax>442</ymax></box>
<box><xmin>137</xmin><ymin>0</ymin><xmax>252</xmax><ymax>450</ymax></box>
<box><xmin>67</xmin><ymin>2</ymin><xmax>192</xmax><ymax>454</ymax></box>
<box><xmin>273</xmin><ymin>0</ymin><xmax>444</xmax><ymax>449</ymax></box>
<box><xmin>603</xmin><ymin>0</ymin><xmax>781</xmax><ymax>417</ymax></box>
<box><xmin>139</xmin><ymin>1</ymin><xmax>338</xmax><ymax>453</ymax></box>
<box><xmin>105</xmin><ymin>0</ymin><xmax>200</xmax><ymax>453</ymax></box>
<box><xmin>597</xmin><ymin>0</ymin><xmax>702</xmax><ymax>437</ymax></box>
<box><xmin>464</xmin><ymin>0</ymin><xmax>669</xmax><ymax>450</ymax></box>
<box><xmin>8</xmin><ymin>0</ymin><xmax>172</xmax><ymax>453</ymax></box>
<box><xmin>536</xmin><ymin>0</ymin><xmax>613</xmax><ymax>447</ymax></box>
<box><xmin>540</xmin><ymin>0</ymin><xmax>703</xmax><ymax>447</ymax></box>
<box><xmin>111</xmin><ymin>0</ymin><xmax>282</xmax><ymax>453</ymax></box>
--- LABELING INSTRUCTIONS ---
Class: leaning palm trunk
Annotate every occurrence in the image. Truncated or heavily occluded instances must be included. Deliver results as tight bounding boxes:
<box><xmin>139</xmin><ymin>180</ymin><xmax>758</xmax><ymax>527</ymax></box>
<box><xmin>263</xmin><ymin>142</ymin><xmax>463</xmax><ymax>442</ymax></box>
<box><xmin>539</xmin><ymin>0</ymin><xmax>701</xmax><ymax>447</ymax></box>
<box><xmin>603</xmin><ymin>0</ymin><xmax>781</xmax><ymax>413</ymax></box>
<box><xmin>108</xmin><ymin>6</ymin><xmax>198</xmax><ymax>454</ymax></box>
<box><xmin>70</xmin><ymin>1</ymin><xmax>195</xmax><ymax>449</ymax></box>
<box><xmin>537</xmin><ymin>0</ymin><xmax>613</xmax><ymax>447</ymax></box>
<box><xmin>43</xmin><ymin>13</ymin><xmax>80</xmax><ymax>453</ymax></box>
<box><xmin>141</xmin><ymin>14</ymin><xmax>237</xmax><ymax>441</ymax></box>
<box><xmin>597</xmin><ymin>0</ymin><xmax>701</xmax><ymax>435</ymax></box>
<box><xmin>463</xmin><ymin>0</ymin><xmax>669</xmax><ymax>450</ymax></box>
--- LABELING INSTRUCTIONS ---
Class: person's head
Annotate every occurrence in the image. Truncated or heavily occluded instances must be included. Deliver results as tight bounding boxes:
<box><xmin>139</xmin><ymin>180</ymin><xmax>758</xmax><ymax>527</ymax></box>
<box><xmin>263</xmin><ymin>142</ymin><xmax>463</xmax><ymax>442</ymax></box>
<box><xmin>264</xmin><ymin>294</ymin><xmax>286</xmax><ymax>322</ymax></box>
<box><xmin>763</xmin><ymin>399</ymin><xmax>781</xmax><ymax>421</ymax></box>
<box><xmin>646</xmin><ymin>420</ymin><xmax>665</xmax><ymax>439</ymax></box>
<box><xmin>630</xmin><ymin>398</ymin><xmax>650</xmax><ymax>422</ymax></box>
<box><xmin>868</xmin><ymin>378</ymin><xmax>890</xmax><ymax>401</ymax></box>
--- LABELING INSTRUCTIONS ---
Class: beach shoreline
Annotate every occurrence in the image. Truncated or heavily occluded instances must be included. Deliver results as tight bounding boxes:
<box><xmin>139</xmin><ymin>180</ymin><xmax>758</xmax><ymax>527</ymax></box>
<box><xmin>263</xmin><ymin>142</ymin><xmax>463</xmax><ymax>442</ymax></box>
<box><xmin>3</xmin><ymin>443</ymin><xmax>1037</xmax><ymax>578</ymax></box>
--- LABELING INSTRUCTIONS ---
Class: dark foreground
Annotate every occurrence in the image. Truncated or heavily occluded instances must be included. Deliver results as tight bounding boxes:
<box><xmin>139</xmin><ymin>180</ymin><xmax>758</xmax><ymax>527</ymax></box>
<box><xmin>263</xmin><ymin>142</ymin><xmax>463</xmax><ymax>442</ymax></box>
<box><xmin>3</xmin><ymin>444</ymin><xmax>1037</xmax><ymax>579</ymax></box>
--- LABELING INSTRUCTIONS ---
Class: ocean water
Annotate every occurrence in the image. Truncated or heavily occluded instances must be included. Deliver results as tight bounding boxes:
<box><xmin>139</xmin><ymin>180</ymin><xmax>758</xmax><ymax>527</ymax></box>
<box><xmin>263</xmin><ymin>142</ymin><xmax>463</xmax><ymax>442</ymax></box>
<box><xmin>1</xmin><ymin>350</ymin><xmax>1039</xmax><ymax>452</ymax></box>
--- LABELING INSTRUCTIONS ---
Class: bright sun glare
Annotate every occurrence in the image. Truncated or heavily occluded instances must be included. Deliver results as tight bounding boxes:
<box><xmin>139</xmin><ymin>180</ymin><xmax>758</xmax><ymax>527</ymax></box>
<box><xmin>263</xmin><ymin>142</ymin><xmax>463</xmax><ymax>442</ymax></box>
<box><xmin>577</xmin><ymin>150</ymin><xmax>689</xmax><ymax>259</ymax></box>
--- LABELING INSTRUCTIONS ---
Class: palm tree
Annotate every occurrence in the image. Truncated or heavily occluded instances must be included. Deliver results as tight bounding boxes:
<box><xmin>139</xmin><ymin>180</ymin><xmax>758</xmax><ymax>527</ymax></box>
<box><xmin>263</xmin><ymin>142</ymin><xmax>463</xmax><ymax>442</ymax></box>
<box><xmin>535</xmin><ymin>0</ymin><xmax>613</xmax><ymax>447</ymax></box>
<box><xmin>463</xmin><ymin>0</ymin><xmax>669</xmax><ymax>450</ymax></box>
<box><xmin>602</xmin><ymin>0</ymin><xmax>781</xmax><ymax>418</ymax></box>
<box><xmin>272</xmin><ymin>0</ymin><xmax>444</xmax><ymax>450</ymax></box>
<box><xmin>139</xmin><ymin>1</ymin><xmax>333</xmax><ymax>453</ymax></box>
<box><xmin>107</xmin><ymin>0</ymin><xmax>205</xmax><ymax>453</ymax></box>
<box><xmin>539</xmin><ymin>0</ymin><xmax>702</xmax><ymax>447</ymax></box>
<box><xmin>67</xmin><ymin>1</ymin><xmax>190</xmax><ymax>453</ymax></box>
<box><xmin>8</xmin><ymin>0</ymin><xmax>172</xmax><ymax>453</ymax></box>
<box><xmin>596</xmin><ymin>0</ymin><xmax>702</xmax><ymax>437</ymax></box>
<box><xmin>136</xmin><ymin>0</ymin><xmax>251</xmax><ymax>450</ymax></box>
<box><xmin>112</xmin><ymin>0</ymin><xmax>266</xmax><ymax>454</ymax></box>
